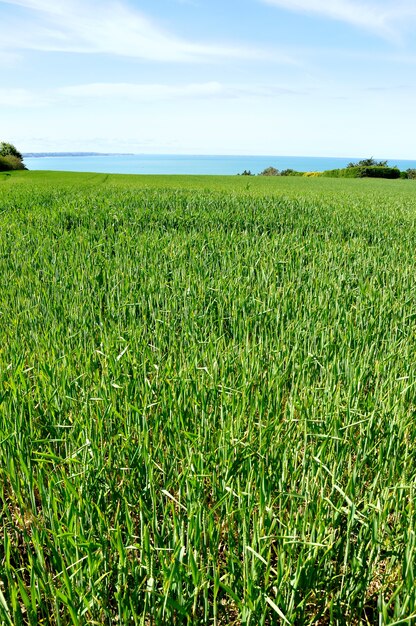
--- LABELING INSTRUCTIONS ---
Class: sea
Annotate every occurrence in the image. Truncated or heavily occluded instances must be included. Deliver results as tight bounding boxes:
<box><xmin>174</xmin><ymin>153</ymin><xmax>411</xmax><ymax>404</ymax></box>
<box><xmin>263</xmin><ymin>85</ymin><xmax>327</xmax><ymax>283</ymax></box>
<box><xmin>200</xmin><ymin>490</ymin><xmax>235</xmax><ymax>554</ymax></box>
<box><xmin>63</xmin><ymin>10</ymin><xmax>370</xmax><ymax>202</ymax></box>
<box><xmin>23</xmin><ymin>154</ymin><xmax>416</xmax><ymax>176</ymax></box>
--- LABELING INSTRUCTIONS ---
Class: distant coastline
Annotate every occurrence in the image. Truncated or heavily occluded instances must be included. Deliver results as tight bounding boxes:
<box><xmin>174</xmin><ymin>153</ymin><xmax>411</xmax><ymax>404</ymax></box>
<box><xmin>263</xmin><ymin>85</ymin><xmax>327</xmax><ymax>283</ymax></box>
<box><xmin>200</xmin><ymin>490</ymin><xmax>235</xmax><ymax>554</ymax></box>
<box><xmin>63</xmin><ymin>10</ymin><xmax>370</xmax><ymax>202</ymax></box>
<box><xmin>23</xmin><ymin>152</ymin><xmax>134</xmax><ymax>158</ymax></box>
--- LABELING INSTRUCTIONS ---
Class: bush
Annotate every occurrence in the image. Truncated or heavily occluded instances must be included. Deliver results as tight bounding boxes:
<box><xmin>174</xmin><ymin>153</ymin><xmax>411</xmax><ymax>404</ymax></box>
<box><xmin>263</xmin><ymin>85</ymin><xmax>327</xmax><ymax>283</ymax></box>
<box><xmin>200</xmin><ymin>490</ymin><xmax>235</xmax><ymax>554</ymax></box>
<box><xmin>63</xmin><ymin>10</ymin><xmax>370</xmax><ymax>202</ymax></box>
<box><xmin>356</xmin><ymin>166</ymin><xmax>400</xmax><ymax>179</ymax></box>
<box><xmin>280</xmin><ymin>169</ymin><xmax>303</xmax><ymax>176</ymax></box>
<box><xmin>0</xmin><ymin>142</ymin><xmax>26</xmax><ymax>170</ymax></box>
<box><xmin>0</xmin><ymin>142</ymin><xmax>23</xmax><ymax>161</ymax></box>
<box><xmin>0</xmin><ymin>155</ymin><xmax>26</xmax><ymax>171</ymax></box>
<box><xmin>406</xmin><ymin>169</ymin><xmax>416</xmax><ymax>179</ymax></box>
<box><xmin>238</xmin><ymin>170</ymin><xmax>253</xmax><ymax>176</ymax></box>
<box><xmin>323</xmin><ymin>166</ymin><xmax>400</xmax><ymax>179</ymax></box>
<box><xmin>0</xmin><ymin>157</ymin><xmax>11</xmax><ymax>171</ymax></box>
<box><xmin>303</xmin><ymin>172</ymin><xmax>321</xmax><ymax>177</ymax></box>
<box><xmin>258</xmin><ymin>166</ymin><xmax>279</xmax><ymax>176</ymax></box>
<box><xmin>322</xmin><ymin>168</ymin><xmax>359</xmax><ymax>178</ymax></box>
<box><xmin>347</xmin><ymin>157</ymin><xmax>388</xmax><ymax>168</ymax></box>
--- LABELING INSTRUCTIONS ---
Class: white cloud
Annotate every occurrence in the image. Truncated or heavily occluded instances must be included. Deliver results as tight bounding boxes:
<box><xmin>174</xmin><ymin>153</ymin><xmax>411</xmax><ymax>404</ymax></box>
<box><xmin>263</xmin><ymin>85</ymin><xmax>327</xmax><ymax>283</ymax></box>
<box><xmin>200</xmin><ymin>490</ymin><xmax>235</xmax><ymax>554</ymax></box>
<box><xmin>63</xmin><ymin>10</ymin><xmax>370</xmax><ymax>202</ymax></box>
<box><xmin>58</xmin><ymin>82</ymin><xmax>301</xmax><ymax>101</ymax></box>
<box><xmin>262</xmin><ymin>0</ymin><xmax>416</xmax><ymax>39</ymax></box>
<box><xmin>0</xmin><ymin>81</ymin><xmax>301</xmax><ymax>112</ymax></box>
<box><xmin>0</xmin><ymin>87</ymin><xmax>51</xmax><ymax>107</ymax></box>
<box><xmin>0</xmin><ymin>0</ymin><xmax>267</xmax><ymax>62</ymax></box>
<box><xmin>60</xmin><ymin>82</ymin><xmax>225</xmax><ymax>100</ymax></box>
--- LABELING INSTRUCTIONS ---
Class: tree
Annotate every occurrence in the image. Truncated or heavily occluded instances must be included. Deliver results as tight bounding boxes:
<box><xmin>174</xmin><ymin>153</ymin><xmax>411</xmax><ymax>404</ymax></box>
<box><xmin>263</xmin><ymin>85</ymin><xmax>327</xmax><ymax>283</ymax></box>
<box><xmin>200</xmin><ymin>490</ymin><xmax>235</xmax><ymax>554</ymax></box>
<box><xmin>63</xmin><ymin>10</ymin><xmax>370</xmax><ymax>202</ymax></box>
<box><xmin>0</xmin><ymin>142</ymin><xmax>23</xmax><ymax>161</ymax></box>
<box><xmin>347</xmin><ymin>157</ymin><xmax>388</xmax><ymax>168</ymax></box>
<box><xmin>259</xmin><ymin>166</ymin><xmax>279</xmax><ymax>176</ymax></box>
<box><xmin>280</xmin><ymin>169</ymin><xmax>302</xmax><ymax>176</ymax></box>
<box><xmin>0</xmin><ymin>142</ymin><xmax>26</xmax><ymax>170</ymax></box>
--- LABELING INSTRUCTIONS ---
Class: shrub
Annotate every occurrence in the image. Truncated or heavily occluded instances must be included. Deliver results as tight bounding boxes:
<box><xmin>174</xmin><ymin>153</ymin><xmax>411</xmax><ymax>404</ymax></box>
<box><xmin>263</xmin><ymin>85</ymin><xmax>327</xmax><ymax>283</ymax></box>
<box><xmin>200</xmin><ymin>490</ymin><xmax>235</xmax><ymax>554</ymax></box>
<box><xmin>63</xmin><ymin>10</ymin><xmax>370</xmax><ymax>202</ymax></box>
<box><xmin>347</xmin><ymin>157</ymin><xmax>388</xmax><ymax>168</ymax></box>
<box><xmin>280</xmin><ymin>169</ymin><xmax>303</xmax><ymax>176</ymax></box>
<box><xmin>0</xmin><ymin>155</ymin><xmax>26</xmax><ymax>171</ymax></box>
<box><xmin>406</xmin><ymin>169</ymin><xmax>416</xmax><ymax>179</ymax></box>
<box><xmin>0</xmin><ymin>157</ymin><xmax>11</xmax><ymax>171</ymax></box>
<box><xmin>322</xmin><ymin>168</ymin><xmax>359</xmax><ymax>178</ymax></box>
<box><xmin>356</xmin><ymin>166</ymin><xmax>400</xmax><ymax>179</ymax></box>
<box><xmin>0</xmin><ymin>142</ymin><xmax>26</xmax><ymax>170</ymax></box>
<box><xmin>239</xmin><ymin>169</ymin><xmax>253</xmax><ymax>176</ymax></box>
<box><xmin>0</xmin><ymin>142</ymin><xmax>23</xmax><ymax>161</ymax></box>
<box><xmin>303</xmin><ymin>171</ymin><xmax>321</xmax><ymax>177</ymax></box>
<box><xmin>323</xmin><ymin>166</ymin><xmax>400</xmax><ymax>179</ymax></box>
<box><xmin>258</xmin><ymin>166</ymin><xmax>279</xmax><ymax>176</ymax></box>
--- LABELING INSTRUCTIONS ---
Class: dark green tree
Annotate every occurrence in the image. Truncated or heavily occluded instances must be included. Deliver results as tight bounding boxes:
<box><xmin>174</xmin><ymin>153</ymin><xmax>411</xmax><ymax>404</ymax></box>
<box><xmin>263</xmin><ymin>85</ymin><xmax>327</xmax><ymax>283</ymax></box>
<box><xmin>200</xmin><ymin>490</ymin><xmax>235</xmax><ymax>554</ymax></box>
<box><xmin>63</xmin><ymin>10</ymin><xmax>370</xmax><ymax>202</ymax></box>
<box><xmin>0</xmin><ymin>142</ymin><xmax>23</xmax><ymax>160</ymax></box>
<box><xmin>0</xmin><ymin>142</ymin><xmax>26</xmax><ymax>170</ymax></box>
<box><xmin>280</xmin><ymin>169</ymin><xmax>302</xmax><ymax>176</ymax></box>
<box><xmin>347</xmin><ymin>157</ymin><xmax>388</xmax><ymax>168</ymax></box>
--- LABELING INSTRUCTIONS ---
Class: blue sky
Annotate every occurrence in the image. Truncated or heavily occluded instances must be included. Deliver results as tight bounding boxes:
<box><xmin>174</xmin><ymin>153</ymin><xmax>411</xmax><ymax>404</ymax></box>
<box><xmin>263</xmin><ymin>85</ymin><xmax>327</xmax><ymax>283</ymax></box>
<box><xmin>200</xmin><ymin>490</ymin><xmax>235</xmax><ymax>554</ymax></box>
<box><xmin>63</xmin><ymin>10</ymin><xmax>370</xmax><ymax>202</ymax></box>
<box><xmin>1</xmin><ymin>0</ymin><xmax>416</xmax><ymax>157</ymax></box>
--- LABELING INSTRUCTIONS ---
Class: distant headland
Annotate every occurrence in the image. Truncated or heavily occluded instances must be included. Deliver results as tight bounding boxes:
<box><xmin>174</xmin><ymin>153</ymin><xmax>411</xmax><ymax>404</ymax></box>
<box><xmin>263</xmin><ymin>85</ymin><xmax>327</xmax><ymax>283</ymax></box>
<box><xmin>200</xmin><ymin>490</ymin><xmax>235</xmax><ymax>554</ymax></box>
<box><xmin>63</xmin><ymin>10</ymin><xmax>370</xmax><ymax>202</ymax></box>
<box><xmin>23</xmin><ymin>152</ymin><xmax>134</xmax><ymax>158</ymax></box>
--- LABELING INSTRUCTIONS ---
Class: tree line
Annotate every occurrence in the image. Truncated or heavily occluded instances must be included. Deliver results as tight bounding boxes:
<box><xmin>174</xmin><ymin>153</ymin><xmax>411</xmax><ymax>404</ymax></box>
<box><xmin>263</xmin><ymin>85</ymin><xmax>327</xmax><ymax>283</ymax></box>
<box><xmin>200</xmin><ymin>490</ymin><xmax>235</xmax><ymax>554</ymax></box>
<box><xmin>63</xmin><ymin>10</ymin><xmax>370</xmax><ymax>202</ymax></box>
<box><xmin>240</xmin><ymin>158</ymin><xmax>416</xmax><ymax>179</ymax></box>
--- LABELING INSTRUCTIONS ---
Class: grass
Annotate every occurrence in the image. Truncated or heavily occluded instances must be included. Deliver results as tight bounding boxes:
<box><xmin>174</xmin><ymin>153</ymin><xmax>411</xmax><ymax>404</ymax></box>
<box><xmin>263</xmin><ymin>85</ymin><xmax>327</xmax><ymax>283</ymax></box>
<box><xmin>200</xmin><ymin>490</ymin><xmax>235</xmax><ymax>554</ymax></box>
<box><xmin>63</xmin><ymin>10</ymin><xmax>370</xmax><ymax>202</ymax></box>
<box><xmin>1</xmin><ymin>170</ymin><xmax>416</xmax><ymax>624</ymax></box>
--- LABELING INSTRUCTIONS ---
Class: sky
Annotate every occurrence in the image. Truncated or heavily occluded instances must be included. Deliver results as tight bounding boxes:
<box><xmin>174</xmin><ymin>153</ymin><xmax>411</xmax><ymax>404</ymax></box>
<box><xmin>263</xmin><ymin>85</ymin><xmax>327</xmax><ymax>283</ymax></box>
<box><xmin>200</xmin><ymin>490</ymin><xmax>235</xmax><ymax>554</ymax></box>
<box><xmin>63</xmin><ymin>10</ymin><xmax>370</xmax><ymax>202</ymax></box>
<box><xmin>1</xmin><ymin>0</ymin><xmax>416</xmax><ymax>157</ymax></box>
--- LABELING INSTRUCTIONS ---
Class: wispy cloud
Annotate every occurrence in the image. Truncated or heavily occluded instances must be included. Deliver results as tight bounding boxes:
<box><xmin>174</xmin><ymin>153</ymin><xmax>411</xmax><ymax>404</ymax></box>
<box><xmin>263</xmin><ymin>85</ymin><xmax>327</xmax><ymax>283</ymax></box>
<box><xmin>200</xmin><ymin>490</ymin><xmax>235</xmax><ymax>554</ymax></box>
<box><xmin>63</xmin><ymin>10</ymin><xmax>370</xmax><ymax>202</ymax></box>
<box><xmin>0</xmin><ymin>87</ymin><xmax>51</xmax><ymax>107</ymax></box>
<box><xmin>0</xmin><ymin>0</ymin><xmax>267</xmax><ymax>62</ymax></box>
<box><xmin>59</xmin><ymin>82</ymin><xmax>302</xmax><ymax>101</ymax></box>
<box><xmin>60</xmin><ymin>82</ymin><xmax>226</xmax><ymax>100</ymax></box>
<box><xmin>0</xmin><ymin>81</ymin><xmax>303</xmax><ymax>109</ymax></box>
<box><xmin>261</xmin><ymin>0</ymin><xmax>416</xmax><ymax>40</ymax></box>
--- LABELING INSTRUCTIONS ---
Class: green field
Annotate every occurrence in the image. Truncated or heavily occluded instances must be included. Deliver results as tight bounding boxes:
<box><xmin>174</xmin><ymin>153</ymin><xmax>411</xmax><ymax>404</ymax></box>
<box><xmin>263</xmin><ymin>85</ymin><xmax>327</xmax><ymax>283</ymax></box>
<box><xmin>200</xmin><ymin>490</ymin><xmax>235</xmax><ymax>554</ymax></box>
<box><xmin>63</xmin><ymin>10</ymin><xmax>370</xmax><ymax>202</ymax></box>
<box><xmin>1</xmin><ymin>171</ymin><xmax>416</xmax><ymax>625</ymax></box>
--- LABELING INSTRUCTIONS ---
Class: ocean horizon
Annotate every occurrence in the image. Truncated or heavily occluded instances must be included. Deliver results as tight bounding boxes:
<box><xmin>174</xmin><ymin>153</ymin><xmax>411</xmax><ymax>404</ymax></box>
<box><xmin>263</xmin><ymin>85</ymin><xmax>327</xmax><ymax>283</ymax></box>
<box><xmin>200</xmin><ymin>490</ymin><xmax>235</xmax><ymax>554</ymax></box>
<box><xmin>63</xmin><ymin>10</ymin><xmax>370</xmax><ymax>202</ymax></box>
<box><xmin>23</xmin><ymin>153</ymin><xmax>416</xmax><ymax>176</ymax></box>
